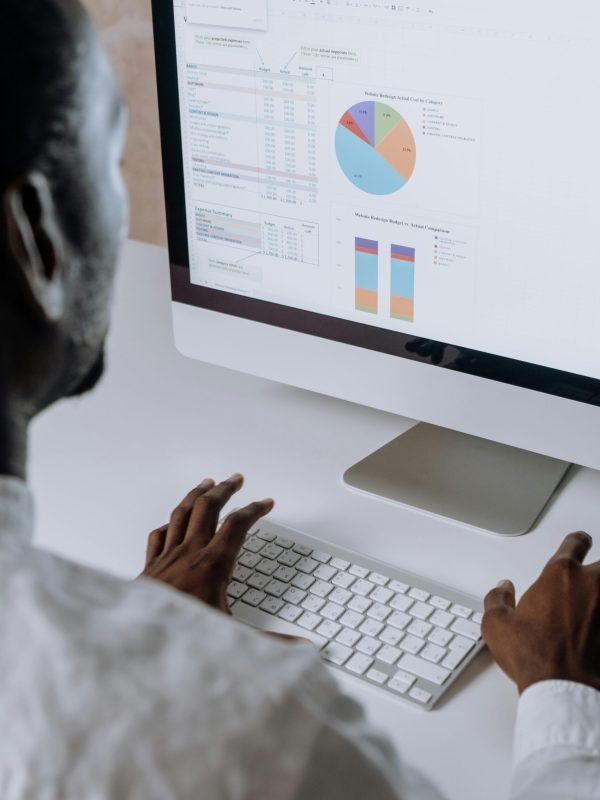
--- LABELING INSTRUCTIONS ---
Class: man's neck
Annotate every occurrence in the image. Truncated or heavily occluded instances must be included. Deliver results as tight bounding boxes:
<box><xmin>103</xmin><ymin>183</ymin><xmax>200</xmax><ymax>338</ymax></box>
<box><xmin>0</xmin><ymin>401</ymin><xmax>28</xmax><ymax>480</ymax></box>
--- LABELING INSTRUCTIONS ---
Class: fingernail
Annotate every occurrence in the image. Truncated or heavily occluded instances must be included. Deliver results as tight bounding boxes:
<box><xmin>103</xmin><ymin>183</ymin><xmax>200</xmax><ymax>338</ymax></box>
<box><xmin>229</xmin><ymin>473</ymin><xmax>244</xmax><ymax>483</ymax></box>
<box><xmin>201</xmin><ymin>478</ymin><xmax>214</xmax><ymax>487</ymax></box>
<box><xmin>496</xmin><ymin>579</ymin><xmax>511</xmax><ymax>589</ymax></box>
<box><xmin>262</xmin><ymin>498</ymin><xmax>275</xmax><ymax>508</ymax></box>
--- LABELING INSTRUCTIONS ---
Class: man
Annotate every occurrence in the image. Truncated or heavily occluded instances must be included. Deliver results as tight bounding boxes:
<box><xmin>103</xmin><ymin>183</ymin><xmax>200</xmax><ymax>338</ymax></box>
<box><xmin>0</xmin><ymin>1</ymin><xmax>599</xmax><ymax>797</ymax></box>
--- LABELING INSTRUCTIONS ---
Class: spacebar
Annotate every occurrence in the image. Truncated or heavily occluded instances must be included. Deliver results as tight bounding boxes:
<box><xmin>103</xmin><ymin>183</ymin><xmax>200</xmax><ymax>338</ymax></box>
<box><xmin>233</xmin><ymin>602</ymin><xmax>328</xmax><ymax>650</ymax></box>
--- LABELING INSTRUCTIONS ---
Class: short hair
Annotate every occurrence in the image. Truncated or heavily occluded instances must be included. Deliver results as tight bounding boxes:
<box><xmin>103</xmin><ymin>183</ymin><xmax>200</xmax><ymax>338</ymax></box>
<box><xmin>0</xmin><ymin>0</ymin><xmax>85</xmax><ymax>188</ymax></box>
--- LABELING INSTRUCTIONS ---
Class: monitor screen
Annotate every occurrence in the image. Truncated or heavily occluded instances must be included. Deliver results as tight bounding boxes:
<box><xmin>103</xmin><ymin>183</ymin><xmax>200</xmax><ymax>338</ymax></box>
<box><xmin>152</xmin><ymin>0</ymin><xmax>600</xmax><ymax>404</ymax></box>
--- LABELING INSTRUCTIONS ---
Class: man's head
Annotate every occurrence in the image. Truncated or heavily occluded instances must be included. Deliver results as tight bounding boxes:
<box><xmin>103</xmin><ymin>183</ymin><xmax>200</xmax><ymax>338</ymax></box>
<box><xmin>0</xmin><ymin>0</ymin><xmax>128</xmax><ymax>420</ymax></box>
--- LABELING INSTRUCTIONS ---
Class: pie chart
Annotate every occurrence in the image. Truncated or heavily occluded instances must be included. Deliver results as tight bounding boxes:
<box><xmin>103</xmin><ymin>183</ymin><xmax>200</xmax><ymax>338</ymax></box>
<box><xmin>335</xmin><ymin>101</ymin><xmax>416</xmax><ymax>194</ymax></box>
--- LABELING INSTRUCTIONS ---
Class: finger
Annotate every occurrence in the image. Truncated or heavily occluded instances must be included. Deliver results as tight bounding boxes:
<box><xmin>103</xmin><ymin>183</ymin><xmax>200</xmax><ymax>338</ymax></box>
<box><xmin>484</xmin><ymin>580</ymin><xmax>516</xmax><ymax>614</ymax></box>
<box><xmin>164</xmin><ymin>479</ymin><xmax>215</xmax><ymax>549</ymax></box>
<box><xmin>183</xmin><ymin>474</ymin><xmax>245</xmax><ymax>547</ymax></box>
<box><xmin>146</xmin><ymin>526</ymin><xmax>167</xmax><ymax>563</ymax></box>
<box><xmin>210</xmin><ymin>499</ymin><xmax>275</xmax><ymax>566</ymax></box>
<box><xmin>548</xmin><ymin>531</ymin><xmax>592</xmax><ymax>567</ymax></box>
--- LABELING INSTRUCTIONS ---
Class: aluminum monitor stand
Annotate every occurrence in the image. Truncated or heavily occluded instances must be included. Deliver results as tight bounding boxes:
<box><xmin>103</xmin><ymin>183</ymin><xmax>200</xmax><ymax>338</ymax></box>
<box><xmin>343</xmin><ymin>423</ymin><xmax>571</xmax><ymax>536</ymax></box>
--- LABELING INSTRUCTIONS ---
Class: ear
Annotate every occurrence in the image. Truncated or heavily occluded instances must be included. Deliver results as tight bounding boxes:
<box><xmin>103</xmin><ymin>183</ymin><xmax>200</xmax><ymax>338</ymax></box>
<box><xmin>1</xmin><ymin>172</ymin><xmax>67</xmax><ymax>323</ymax></box>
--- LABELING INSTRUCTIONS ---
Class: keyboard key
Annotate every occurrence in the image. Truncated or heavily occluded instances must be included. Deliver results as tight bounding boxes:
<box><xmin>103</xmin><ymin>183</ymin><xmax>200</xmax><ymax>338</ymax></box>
<box><xmin>314</xmin><ymin>565</ymin><xmax>337</xmax><ymax>582</ymax></box>
<box><xmin>330</xmin><ymin>557</ymin><xmax>350</xmax><ymax>570</ymax></box>
<box><xmin>367</xmin><ymin>603</ymin><xmax>392</xmax><ymax>622</ymax></box>
<box><xmin>332</xmin><ymin>572</ymin><xmax>355</xmax><ymax>589</ymax></box>
<box><xmin>356</xmin><ymin>636</ymin><xmax>382</xmax><ymax>657</ymax></box>
<box><xmin>428</xmin><ymin>627</ymin><xmax>454</xmax><ymax>647</ymax></box>
<box><xmin>349</xmin><ymin>565</ymin><xmax>370</xmax><ymax>579</ymax></box>
<box><xmin>233</xmin><ymin>565</ymin><xmax>252</xmax><ymax>583</ymax></box>
<box><xmin>378</xmin><ymin>645</ymin><xmax>401</xmax><ymax>665</ymax></box>
<box><xmin>293</xmin><ymin>544</ymin><xmax>313</xmax><ymax>557</ymax></box>
<box><xmin>273</xmin><ymin>566</ymin><xmax>296</xmax><ymax>583</ymax></box>
<box><xmin>247</xmin><ymin>573</ymin><xmax>270</xmax><ymax>590</ymax></box>
<box><xmin>312</xmin><ymin>550</ymin><xmax>331</xmax><ymax>564</ymax></box>
<box><xmin>399</xmin><ymin>635</ymin><xmax>425</xmax><ymax>655</ymax></box>
<box><xmin>390</xmin><ymin>594</ymin><xmax>413</xmax><ymax>612</ymax></box>
<box><xmin>261</xmin><ymin>597</ymin><xmax>284</xmax><ymax>615</ymax></box>
<box><xmin>352</xmin><ymin>579</ymin><xmax>375</xmax><ymax>598</ymax></box>
<box><xmin>408</xmin><ymin>588</ymin><xmax>430</xmax><ymax>602</ymax></box>
<box><xmin>244</xmin><ymin>537</ymin><xmax>265</xmax><ymax>554</ymax></box>
<box><xmin>292</xmin><ymin>574</ymin><xmax>315</xmax><ymax>591</ymax></box>
<box><xmin>346</xmin><ymin>653</ymin><xmax>373</xmax><ymax>675</ymax></box>
<box><xmin>321</xmin><ymin>603</ymin><xmax>344</xmax><ymax>621</ymax></box>
<box><xmin>278</xmin><ymin>550</ymin><xmax>301</xmax><ymax>567</ymax></box>
<box><xmin>265</xmin><ymin>580</ymin><xmax>288</xmax><ymax>598</ymax></box>
<box><xmin>227</xmin><ymin>581</ymin><xmax>248</xmax><ymax>599</ymax></box>
<box><xmin>407</xmin><ymin>620</ymin><xmax>432</xmax><ymax>639</ymax></box>
<box><xmin>275</xmin><ymin>536</ymin><xmax>294</xmax><ymax>549</ymax></box>
<box><xmin>239</xmin><ymin>552</ymin><xmax>261</xmax><ymax>569</ymax></box>
<box><xmin>449</xmin><ymin>635</ymin><xmax>475</xmax><ymax>653</ymax></box>
<box><xmin>311</xmin><ymin>580</ymin><xmax>334</xmax><ymax>598</ymax></box>
<box><xmin>430</xmin><ymin>595</ymin><xmax>452</xmax><ymax>611</ymax></box>
<box><xmin>367</xmin><ymin>668</ymin><xmax>388</xmax><ymax>684</ymax></box>
<box><xmin>234</xmin><ymin>597</ymin><xmax>328</xmax><ymax>649</ymax></box>
<box><xmin>369</xmin><ymin>573</ymin><xmax>389</xmax><ymax>587</ymax></box>
<box><xmin>256</xmin><ymin>559</ymin><xmax>278</xmax><ymax>576</ymax></box>
<box><xmin>242</xmin><ymin>589</ymin><xmax>266</xmax><ymax>607</ymax></box>
<box><xmin>283</xmin><ymin>587</ymin><xmax>306</xmax><ymax>605</ymax></box>
<box><xmin>472</xmin><ymin>611</ymin><xmax>483</xmax><ymax>625</ymax></box>
<box><xmin>262</xmin><ymin>543</ymin><xmax>283</xmax><ymax>560</ymax></box>
<box><xmin>359</xmin><ymin>618</ymin><xmax>384</xmax><ymax>637</ymax></box>
<box><xmin>389</xmin><ymin>580</ymin><xmax>409</xmax><ymax>594</ymax></box>
<box><xmin>278</xmin><ymin>604</ymin><xmax>302</xmax><ymax>623</ymax></box>
<box><xmin>392</xmin><ymin>669</ymin><xmax>416</xmax><ymax>688</ymax></box>
<box><xmin>442</xmin><ymin>648</ymin><xmax>470</xmax><ymax>670</ymax></box>
<box><xmin>388</xmin><ymin>677</ymin><xmax>409</xmax><ymax>694</ymax></box>
<box><xmin>329</xmin><ymin>588</ymin><xmax>352</xmax><ymax>606</ymax></box>
<box><xmin>337</xmin><ymin>628</ymin><xmax>362</xmax><ymax>647</ymax></box>
<box><xmin>298</xmin><ymin>611</ymin><xmax>321</xmax><ymax>631</ymax></box>
<box><xmin>398</xmin><ymin>654</ymin><xmax>451</xmax><ymax>685</ymax></box>
<box><xmin>421</xmin><ymin>643</ymin><xmax>447</xmax><ymax>664</ymax></box>
<box><xmin>322</xmin><ymin>642</ymin><xmax>353</xmax><ymax>666</ymax></box>
<box><xmin>302</xmin><ymin>595</ymin><xmax>326</xmax><ymax>613</ymax></box>
<box><xmin>339</xmin><ymin>610</ymin><xmax>364</xmax><ymax>629</ymax></box>
<box><xmin>297</xmin><ymin>557</ymin><xmax>318</xmax><ymax>574</ymax></box>
<box><xmin>317</xmin><ymin>620</ymin><xmax>341</xmax><ymax>639</ymax></box>
<box><xmin>451</xmin><ymin>604</ymin><xmax>473</xmax><ymax>619</ymax></box>
<box><xmin>379</xmin><ymin>626</ymin><xmax>404</xmax><ymax>647</ymax></box>
<box><xmin>256</xmin><ymin>528</ymin><xmax>276</xmax><ymax>542</ymax></box>
<box><xmin>409</xmin><ymin>687</ymin><xmax>432</xmax><ymax>705</ymax></box>
<box><xmin>348</xmin><ymin>595</ymin><xmax>372</xmax><ymax>613</ymax></box>
<box><xmin>430</xmin><ymin>610</ymin><xmax>454</xmax><ymax>629</ymax></box>
<box><xmin>370</xmin><ymin>586</ymin><xmax>394</xmax><ymax>604</ymax></box>
<box><xmin>388</xmin><ymin>611</ymin><xmax>411</xmax><ymax>630</ymax></box>
<box><xmin>451</xmin><ymin>619</ymin><xmax>481</xmax><ymax>641</ymax></box>
<box><xmin>410</xmin><ymin>602</ymin><xmax>434</xmax><ymax>621</ymax></box>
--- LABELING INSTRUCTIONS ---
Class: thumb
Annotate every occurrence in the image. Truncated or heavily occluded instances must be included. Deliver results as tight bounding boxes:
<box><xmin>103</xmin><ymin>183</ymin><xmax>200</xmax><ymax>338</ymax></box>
<box><xmin>484</xmin><ymin>579</ymin><xmax>516</xmax><ymax>614</ymax></box>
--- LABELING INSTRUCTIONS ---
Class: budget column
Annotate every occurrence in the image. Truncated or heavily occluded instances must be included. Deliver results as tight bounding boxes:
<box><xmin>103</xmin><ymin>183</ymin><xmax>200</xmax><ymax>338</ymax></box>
<box><xmin>355</xmin><ymin>238</ymin><xmax>379</xmax><ymax>314</ymax></box>
<box><xmin>390</xmin><ymin>245</ymin><xmax>416</xmax><ymax>322</ymax></box>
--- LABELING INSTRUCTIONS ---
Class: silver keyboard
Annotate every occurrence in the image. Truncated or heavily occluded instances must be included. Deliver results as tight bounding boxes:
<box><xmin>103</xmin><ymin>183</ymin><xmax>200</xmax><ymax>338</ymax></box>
<box><xmin>229</xmin><ymin>519</ymin><xmax>485</xmax><ymax>710</ymax></box>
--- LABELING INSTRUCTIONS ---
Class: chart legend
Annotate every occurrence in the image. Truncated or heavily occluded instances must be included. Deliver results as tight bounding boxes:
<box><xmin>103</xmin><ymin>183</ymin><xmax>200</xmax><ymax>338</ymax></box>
<box><xmin>355</xmin><ymin>238</ymin><xmax>379</xmax><ymax>314</ymax></box>
<box><xmin>390</xmin><ymin>245</ymin><xmax>416</xmax><ymax>322</ymax></box>
<box><xmin>335</xmin><ymin>101</ymin><xmax>416</xmax><ymax>195</ymax></box>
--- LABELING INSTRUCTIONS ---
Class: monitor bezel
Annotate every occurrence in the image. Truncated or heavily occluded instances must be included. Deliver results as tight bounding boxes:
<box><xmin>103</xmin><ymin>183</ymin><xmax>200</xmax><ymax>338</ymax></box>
<box><xmin>151</xmin><ymin>0</ymin><xmax>600</xmax><ymax>408</ymax></box>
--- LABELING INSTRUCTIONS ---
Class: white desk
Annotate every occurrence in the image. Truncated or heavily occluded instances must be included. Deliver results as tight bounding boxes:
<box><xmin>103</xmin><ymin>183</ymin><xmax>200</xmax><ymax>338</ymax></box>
<box><xmin>30</xmin><ymin>240</ymin><xmax>600</xmax><ymax>800</ymax></box>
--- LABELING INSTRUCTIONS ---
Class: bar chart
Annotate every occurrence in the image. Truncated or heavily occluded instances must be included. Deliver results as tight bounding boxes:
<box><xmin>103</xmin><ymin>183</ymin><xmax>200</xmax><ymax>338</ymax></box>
<box><xmin>390</xmin><ymin>245</ymin><xmax>416</xmax><ymax>322</ymax></box>
<box><xmin>355</xmin><ymin>238</ymin><xmax>379</xmax><ymax>314</ymax></box>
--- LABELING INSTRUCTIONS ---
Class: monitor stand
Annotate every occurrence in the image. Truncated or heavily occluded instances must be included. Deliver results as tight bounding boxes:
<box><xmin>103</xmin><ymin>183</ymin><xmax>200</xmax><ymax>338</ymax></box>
<box><xmin>343</xmin><ymin>423</ymin><xmax>571</xmax><ymax>536</ymax></box>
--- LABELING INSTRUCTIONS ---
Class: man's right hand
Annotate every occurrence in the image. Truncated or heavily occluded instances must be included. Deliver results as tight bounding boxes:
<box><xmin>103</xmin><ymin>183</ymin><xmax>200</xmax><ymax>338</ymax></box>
<box><xmin>482</xmin><ymin>532</ymin><xmax>600</xmax><ymax>694</ymax></box>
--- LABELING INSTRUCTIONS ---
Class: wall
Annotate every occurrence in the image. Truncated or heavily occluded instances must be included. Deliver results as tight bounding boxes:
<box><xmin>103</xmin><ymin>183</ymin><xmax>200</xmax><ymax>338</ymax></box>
<box><xmin>83</xmin><ymin>0</ymin><xmax>167</xmax><ymax>246</ymax></box>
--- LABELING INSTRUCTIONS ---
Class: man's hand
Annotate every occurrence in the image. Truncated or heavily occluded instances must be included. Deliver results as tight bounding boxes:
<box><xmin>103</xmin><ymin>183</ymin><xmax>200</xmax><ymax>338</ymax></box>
<box><xmin>482</xmin><ymin>531</ymin><xmax>600</xmax><ymax>694</ymax></box>
<box><xmin>141</xmin><ymin>474</ymin><xmax>274</xmax><ymax>613</ymax></box>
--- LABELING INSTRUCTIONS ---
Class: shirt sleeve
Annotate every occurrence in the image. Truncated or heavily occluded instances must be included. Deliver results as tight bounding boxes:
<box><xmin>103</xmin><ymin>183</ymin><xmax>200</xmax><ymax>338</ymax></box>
<box><xmin>511</xmin><ymin>680</ymin><xmax>600</xmax><ymax>800</ymax></box>
<box><xmin>292</xmin><ymin>685</ymin><xmax>447</xmax><ymax>800</ymax></box>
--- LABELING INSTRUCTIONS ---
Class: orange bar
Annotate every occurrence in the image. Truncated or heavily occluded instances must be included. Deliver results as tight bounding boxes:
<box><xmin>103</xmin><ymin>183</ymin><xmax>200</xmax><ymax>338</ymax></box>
<box><xmin>356</xmin><ymin>288</ymin><xmax>378</xmax><ymax>311</ymax></box>
<box><xmin>390</xmin><ymin>296</ymin><xmax>414</xmax><ymax>319</ymax></box>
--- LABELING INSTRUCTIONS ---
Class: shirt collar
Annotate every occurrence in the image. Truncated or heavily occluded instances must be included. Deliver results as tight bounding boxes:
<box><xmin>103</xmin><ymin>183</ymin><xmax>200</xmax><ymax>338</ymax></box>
<box><xmin>0</xmin><ymin>476</ymin><xmax>34</xmax><ymax>544</ymax></box>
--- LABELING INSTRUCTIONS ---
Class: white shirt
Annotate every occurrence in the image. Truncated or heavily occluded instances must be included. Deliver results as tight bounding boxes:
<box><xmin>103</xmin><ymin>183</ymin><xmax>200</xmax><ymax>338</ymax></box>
<box><xmin>0</xmin><ymin>476</ymin><xmax>598</xmax><ymax>800</ymax></box>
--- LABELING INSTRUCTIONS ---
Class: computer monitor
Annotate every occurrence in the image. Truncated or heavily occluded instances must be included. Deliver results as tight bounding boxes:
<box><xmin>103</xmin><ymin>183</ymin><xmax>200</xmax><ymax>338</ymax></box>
<box><xmin>151</xmin><ymin>0</ymin><xmax>600</xmax><ymax>536</ymax></box>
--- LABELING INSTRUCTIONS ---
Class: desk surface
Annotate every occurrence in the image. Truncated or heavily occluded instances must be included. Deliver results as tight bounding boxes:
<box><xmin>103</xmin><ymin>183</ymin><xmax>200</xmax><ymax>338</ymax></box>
<box><xmin>30</xmin><ymin>240</ymin><xmax>600</xmax><ymax>800</ymax></box>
